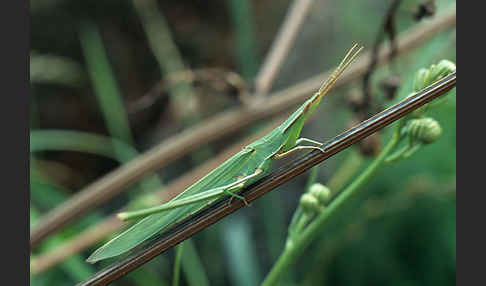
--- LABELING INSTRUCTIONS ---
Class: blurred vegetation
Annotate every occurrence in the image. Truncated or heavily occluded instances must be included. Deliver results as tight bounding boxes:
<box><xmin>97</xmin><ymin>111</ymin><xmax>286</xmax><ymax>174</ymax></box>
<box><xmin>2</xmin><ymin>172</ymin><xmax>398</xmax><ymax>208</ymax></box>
<box><xmin>30</xmin><ymin>0</ymin><xmax>455</xmax><ymax>285</ymax></box>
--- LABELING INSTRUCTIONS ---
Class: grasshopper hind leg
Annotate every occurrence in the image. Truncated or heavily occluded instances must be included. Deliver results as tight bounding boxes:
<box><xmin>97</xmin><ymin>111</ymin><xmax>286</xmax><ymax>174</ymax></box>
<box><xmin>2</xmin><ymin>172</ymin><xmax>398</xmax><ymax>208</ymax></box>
<box><xmin>225</xmin><ymin>185</ymin><xmax>249</xmax><ymax>206</ymax></box>
<box><xmin>274</xmin><ymin>145</ymin><xmax>325</xmax><ymax>159</ymax></box>
<box><xmin>225</xmin><ymin>168</ymin><xmax>264</xmax><ymax>206</ymax></box>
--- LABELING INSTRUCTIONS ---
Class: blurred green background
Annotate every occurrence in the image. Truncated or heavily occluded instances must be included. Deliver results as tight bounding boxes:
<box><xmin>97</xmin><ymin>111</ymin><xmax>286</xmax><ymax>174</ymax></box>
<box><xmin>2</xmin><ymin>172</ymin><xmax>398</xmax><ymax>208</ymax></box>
<box><xmin>30</xmin><ymin>0</ymin><xmax>456</xmax><ymax>285</ymax></box>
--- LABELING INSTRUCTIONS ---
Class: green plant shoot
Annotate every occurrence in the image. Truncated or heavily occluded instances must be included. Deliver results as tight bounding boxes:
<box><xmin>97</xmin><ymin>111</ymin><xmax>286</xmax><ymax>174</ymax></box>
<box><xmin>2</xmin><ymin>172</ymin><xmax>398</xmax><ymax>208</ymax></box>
<box><xmin>86</xmin><ymin>44</ymin><xmax>363</xmax><ymax>263</ymax></box>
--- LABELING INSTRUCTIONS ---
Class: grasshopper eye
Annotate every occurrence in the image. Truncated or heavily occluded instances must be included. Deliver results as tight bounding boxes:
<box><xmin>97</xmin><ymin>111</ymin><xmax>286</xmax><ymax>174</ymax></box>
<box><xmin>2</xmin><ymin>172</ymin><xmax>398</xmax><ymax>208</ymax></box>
<box><xmin>244</xmin><ymin>146</ymin><xmax>256</xmax><ymax>153</ymax></box>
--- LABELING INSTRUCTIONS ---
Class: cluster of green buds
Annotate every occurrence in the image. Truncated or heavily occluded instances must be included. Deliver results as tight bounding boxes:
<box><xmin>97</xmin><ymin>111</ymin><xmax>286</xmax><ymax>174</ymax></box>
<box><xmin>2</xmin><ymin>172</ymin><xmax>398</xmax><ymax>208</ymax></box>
<box><xmin>386</xmin><ymin>117</ymin><xmax>443</xmax><ymax>163</ymax></box>
<box><xmin>386</xmin><ymin>59</ymin><xmax>455</xmax><ymax>163</ymax></box>
<box><xmin>286</xmin><ymin>183</ymin><xmax>332</xmax><ymax>248</ymax></box>
<box><xmin>413</xmin><ymin>59</ymin><xmax>456</xmax><ymax>92</ymax></box>
<box><xmin>405</xmin><ymin>117</ymin><xmax>442</xmax><ymax>144</ymax></box>
<box><xmin>300</xmin><ymin>183</ymin><xmax>332</xmax><ymax>216</ymax></box>
<box><xmin>411</xmin><ymin>59</ymin><xmax>456</xmax><ymax>117</ymax></box>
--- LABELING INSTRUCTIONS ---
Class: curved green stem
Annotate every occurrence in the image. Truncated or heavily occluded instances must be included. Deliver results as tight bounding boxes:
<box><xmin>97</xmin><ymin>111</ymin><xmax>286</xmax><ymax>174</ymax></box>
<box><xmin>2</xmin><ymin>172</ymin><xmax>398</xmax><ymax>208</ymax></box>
<box><xmin>79</xmin><ymin>21</ymin><xmax>134</xmax><ymax>146</ymax></box>
<box><xmin>30</xmin><ymin>129</ymin><xmax>162</xmax><ymax>193</ymax></box>
<box><xmin>327</xmin><ymin>149</ymin><xmax>364</xmax><ymax>194</ymax></box>
<box><xmin>172</xmin><ymin>243</ymin><xmax>184</xmax><ymax>286</ymax></box>
<box><xmin>30</xmin><ymin>130</ymin><xmax>137</xmax><ymax>162</ymax></box>
<box><xmin>305</xmin><ymin>166</ymin><xmax>320</xmax><ymax>190</ymax></box>
<box><xmin>261</xmin><ymin>131</ymin><xmax>402</xmax><ymax>286</ymax></box>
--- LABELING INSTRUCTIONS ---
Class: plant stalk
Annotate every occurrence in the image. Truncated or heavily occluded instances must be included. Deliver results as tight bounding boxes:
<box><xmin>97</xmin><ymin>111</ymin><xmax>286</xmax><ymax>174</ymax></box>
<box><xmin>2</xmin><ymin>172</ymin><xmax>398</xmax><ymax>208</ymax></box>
<box><xmin>262</xmin><ymin>130</ymin><xmax>401</xmax><ymax>286</ymax></box>
<box><xmin>172</xmin><ymin>243</ymin><xmax>184</xmax><ymax>286</ymax></box>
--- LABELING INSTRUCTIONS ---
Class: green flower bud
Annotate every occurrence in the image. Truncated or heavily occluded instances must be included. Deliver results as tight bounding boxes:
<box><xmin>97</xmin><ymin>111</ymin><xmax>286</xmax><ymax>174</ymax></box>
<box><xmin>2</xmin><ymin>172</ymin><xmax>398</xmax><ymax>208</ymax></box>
<box><xmin>428</xmin><ymin>60</ymin><xmax>456</xmax><ymax>83</ymax></box>
<box><xmin>410</xmin><ymin>59</ymin><xmax>456</xmax><ymax>117</ymax></box>
<box><xmin>405</xmin><ymin>117</ymin><xmax>442</xmax><ymax>144</ymax></box>
<box><xmin>413</xmin><ymin>60</ymin><xmax>456</xmax><ymax>92</ymax></box>
<box><xmin>309</xmin><ymin>183</ymin><xmax>332</xmax><ymax>205</ymax></box>
<box><xmin>413</xmin><ymin>68</ymin><xmax>430</xmax><ymax>92</ymax></box>
<box><xmin>300</xmin><ymin>193</ymin><xmax>320</xmax><ymax>216</ymax></box>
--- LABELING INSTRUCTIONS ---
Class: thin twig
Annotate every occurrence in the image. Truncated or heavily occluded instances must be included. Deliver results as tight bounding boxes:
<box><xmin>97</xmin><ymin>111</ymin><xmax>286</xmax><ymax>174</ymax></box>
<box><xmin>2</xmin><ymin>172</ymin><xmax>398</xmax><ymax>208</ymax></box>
<box><xmin>254</xmin><ymin>0</ymin><xmax>316</xmax><ymax>98</ymax></box>
<box><xmin>30</xmin><ymin>52</ymin><xmax>86</xmax><ymax>87</ymax></box>
<box><xmin>31</xmin><ymin>216</ymin><xmax>124</xmax><ymax>275</ymax></box>
<box><xmin>132</xmin><ymin>0</ymin><xmax>199</xmax><ymax>124</ymax></box>
<box><xmin>76</xmin><ymin>73</ymin><xmax>456</xmax><ymax>286</ymax></box>
<box><xmin>228</xmin><ymin>0</ymin><xmax>259</xmax><ymax>80</ymax></box>
<box><xmin>361</xmin><ymin>0</ymin><xmax>403</xmax><ymax>115</ymax></box>
<box><xmin>30</xmin><ymin>7</ymin><xmax>456</xmax><ymax>247</ymax></box>
<box><xmin>127</xmin><ymin>68</ymin><xmax>249</xmax><ymax>115</ymax></box>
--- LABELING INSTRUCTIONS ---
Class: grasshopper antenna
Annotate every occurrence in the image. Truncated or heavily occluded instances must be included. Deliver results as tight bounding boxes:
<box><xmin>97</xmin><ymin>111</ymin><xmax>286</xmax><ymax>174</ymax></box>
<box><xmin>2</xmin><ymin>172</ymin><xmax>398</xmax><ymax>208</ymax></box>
<box><xmin>317</xmin><ymin>44</ymin><xmax>364</xmax><ymax>98</ymax></box>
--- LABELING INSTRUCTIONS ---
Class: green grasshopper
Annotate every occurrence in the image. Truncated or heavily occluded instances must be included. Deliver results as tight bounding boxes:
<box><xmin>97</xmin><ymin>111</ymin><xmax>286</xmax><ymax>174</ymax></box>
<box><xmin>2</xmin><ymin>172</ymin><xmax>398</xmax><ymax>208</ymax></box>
<box><xmin>87</xmin><ymin>44</ymin><xmax>363</xmax><ymax>263</ymax></box>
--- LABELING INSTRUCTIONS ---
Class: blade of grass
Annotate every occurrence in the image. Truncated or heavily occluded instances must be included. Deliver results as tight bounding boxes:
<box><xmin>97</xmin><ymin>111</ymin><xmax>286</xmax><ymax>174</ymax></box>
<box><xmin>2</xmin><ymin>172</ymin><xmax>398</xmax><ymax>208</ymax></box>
<box><xmin>132</xmin><ymin>0</ymin><xmax>200</xmax><ymax>125</ymax></box>
<box><xmin>172</xmin><ymin>243</ymin><xmax>184</xmax><ymax>286</ymax></box>
<box><xmin>30</xmin><ymin>157</ymin><xmax>103</xmax><ymax>230</ymax></box>
<box><xmin>79</xmin><ymin>19</ymin><xmax>163</xmax><ymax>191</ymax></box>
<box><xmin>30</xmin><ymin>129</ymin><xmax>162</xmax><ymax>191</ymax></box>
<box><xmin>180</xmin><ymin>240</ymin><xmax>210</xmax><ymax>286</ymax></box>
<box><xmin>222</xmin><ymin>216</ymin><xmax>262</xmax><ymax>286</ymax></box>
<box><xmin>79</xmin><ymin>21</ymin><xmax>134</xmax><ymax>147</ymax></box>
<box><xmin>31</xmin><ymin>160</ymin><xmax>102</xmax><ymax>280</ymax></box>
<box><xmin>30</xmin><ymin>52</ymin><xmax>86</xmax><ymax>87</ymax></box>
<box><xmin>30</xmin><ymin>130</ymin><xmax>137</xmax><ymax>162</ymax></box>
<box><xmin>228</xmin><ymin>0</ymin><xmax>259</xmax><ymax>80</ymax></box>
<box><xmin>127</xmin><ymin>265</ymin><xmax>169</xmax><ymax>286</ymax></box>
<box><xmin>31</xmin><ymin>207</ymin><xmax>96</xmax><ymax>282</ymax></box>
<box><xmin>30</xmin><ymin>167</ymin><xmax>68</xmax><ymax>209</ymax></box>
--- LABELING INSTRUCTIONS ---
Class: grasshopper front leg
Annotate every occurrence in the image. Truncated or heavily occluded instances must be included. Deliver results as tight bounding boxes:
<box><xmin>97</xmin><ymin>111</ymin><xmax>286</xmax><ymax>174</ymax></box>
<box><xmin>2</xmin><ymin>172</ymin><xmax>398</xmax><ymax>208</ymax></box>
<box><xmin>296</xmin><ymin>138</ymin><xmax>324</xmax><ymax>146</ymax></box>
<box><xmin>274</xmin><ymin>138</ymin><xmax>326</xmax><ymax>160</ymax></box>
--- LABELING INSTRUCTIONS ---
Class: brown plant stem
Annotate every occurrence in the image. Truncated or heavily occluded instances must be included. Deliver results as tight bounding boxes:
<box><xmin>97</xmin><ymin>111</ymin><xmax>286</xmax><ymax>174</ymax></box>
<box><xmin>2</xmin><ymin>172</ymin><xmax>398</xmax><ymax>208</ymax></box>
<box><xmin>361</xmin><ymin>0</ymin><xmax>403</xmax><ymax>115</ymax></box>
<box><xmin>255</xmin><ymin>0</ymin><xmax>316</xmax><ymax>97</ymax></box>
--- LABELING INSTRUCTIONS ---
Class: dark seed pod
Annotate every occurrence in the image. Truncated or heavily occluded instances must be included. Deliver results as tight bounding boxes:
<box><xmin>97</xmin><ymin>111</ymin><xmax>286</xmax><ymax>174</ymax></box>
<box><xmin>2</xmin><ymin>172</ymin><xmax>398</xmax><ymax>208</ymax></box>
<box><xmin>358</xmin><ymin>132</ymin><xmax>382</xmax><ymax>157</ymax></box>
<box><xmin>346</xmin><ymin>88</ymin><xmax>365</xmax><ymax>112</ymax></box>
<box><xmin>414</xmin><ymin>0</ymin><xmax>437</xmax><ymax>21</ymax></box>
<box><xmin>346</xmin><ymin>116</ymin><xmax>382</xmax><ymax>157</ymax></box>
<box><xmin>380</xmin><ymin>75</ymin><xmax>401</xmax><ymax>100</ymax></box>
